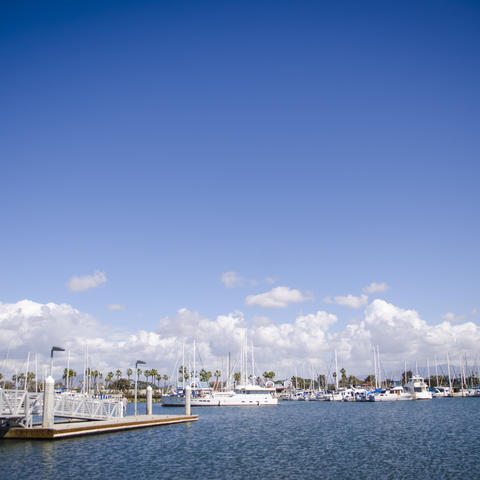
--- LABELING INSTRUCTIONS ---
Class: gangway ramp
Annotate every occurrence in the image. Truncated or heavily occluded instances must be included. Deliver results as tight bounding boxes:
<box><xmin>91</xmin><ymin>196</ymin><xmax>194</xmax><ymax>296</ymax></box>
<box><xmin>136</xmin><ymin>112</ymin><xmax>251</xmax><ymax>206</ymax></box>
<box><xmin>0</xmin><ymin>388</ymin><xmax>125</xmax><ymax>428</ymax></box>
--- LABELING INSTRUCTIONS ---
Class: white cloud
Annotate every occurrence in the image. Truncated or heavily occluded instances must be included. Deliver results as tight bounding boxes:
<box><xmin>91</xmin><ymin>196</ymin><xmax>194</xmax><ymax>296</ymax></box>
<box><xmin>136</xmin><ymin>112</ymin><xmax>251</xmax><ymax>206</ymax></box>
<box><xmin>67</xmin><ymin>270</ymin><xmax>107</xmax><ymax>292</ymax></box>
<box><xmin>442</xmin><ymin>312</ymin><xmax>465</xmax><ymax>322</ymax></box>
<box><xmin>245</xmin><ymin>286</ymin><xmax>312</xmax><ymax>308</ymax></box>
<box><xmin>221</xmin><ymin>271</ymin><xmax>276</xmax><ymax>288</ymax></box>
<box><xmin>360</xmin><ymin>300</ymin><xmax>479</xmax><ymax>360</ymax></box>
<box><xmin>108</xmin><ymin>304</ymin><xmax>126</xmax><ymax>311</ymax></box>
<box><xmin>363</xmin><ymin>282</ymin><xmax>389</xmax><ymax>294</ymax></box>
<box><xmin>221</xmin><ymin>271</ymin><xmax>246</xmax><ymax>288</ymax></box>
<box><xmin>471</xmin><ymin>308</ymin><xmax>479</xmax><ymax>316</ymax></box>
<box><xmin>2</xmin><ymin>298</ymin><xmax>480</xmax><ymax>382</ymax></box>
<box><xmin>329</xmin><ymin>294</ymin><xmax>368</xmax><ymax>309</ymax></box>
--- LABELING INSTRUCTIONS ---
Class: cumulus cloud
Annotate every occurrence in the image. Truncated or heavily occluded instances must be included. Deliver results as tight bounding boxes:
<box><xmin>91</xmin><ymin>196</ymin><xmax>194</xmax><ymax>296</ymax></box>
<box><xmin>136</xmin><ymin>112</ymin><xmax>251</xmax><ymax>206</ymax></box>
<box><xmin>363</xmin><ymin>282</ymin><xmax>389</xmax><ymax>294</ymax></box>
<box><xmin>360</xmin><ymin>300</ymin><xmax>479</xmax><ymax>360</ymax></box>
<box><xmin>442</xmin><ymin>312</ymin><xmax>465</xmax><ymax>322</ymax></box>
<box><xmin>67</xmin><ymin>270</ymin><xmax>107</xmax><ymax>292</ymax></box>
<box><xmin>108</xmin><ymin>304</ymin><xmax>126</xmax><ymax>311</ymax></box>
<box><xmin>245</xmin><ymin>286</ymin><xmax>312</xmax><ymax>308</ymax></box>
<box><xmin>2</xmin><ymin>298</ymin><xmax>480</xmax><ymax>382</ymax></box>
<box><xmin>326</xmin><ymin>294</ymin><xmax>369</xmax><ymax>309</ymax></box>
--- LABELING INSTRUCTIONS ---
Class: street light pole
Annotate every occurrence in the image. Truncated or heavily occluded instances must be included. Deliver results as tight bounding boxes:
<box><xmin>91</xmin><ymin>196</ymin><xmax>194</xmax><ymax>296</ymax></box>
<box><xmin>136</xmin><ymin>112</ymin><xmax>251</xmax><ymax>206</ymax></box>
<box><xmin>134</xmin><ymin>360</ymin><xmax>146</xmax><ymax>416</ymax></box>
<box><xmin>50</xmin><ymin>346</ymin><xmax>65</xmax><ymax>379</ymax></box>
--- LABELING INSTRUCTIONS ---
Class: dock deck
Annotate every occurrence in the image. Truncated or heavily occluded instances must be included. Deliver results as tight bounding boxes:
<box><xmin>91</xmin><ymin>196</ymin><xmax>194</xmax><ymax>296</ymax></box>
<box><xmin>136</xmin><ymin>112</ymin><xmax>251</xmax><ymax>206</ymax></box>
<box><xmin>2</xmin><ymin>414</ymin><xmax>198</xmax><ymax>439</ymax></box>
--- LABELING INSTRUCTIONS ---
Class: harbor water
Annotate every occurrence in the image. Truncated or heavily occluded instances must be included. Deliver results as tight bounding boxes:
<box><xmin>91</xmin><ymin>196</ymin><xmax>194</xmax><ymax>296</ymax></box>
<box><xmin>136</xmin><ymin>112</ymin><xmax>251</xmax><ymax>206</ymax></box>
<box><xmin>1</xmin><ymin>398</ymin><xmax>479</xmax><ymax>479</ymax></box>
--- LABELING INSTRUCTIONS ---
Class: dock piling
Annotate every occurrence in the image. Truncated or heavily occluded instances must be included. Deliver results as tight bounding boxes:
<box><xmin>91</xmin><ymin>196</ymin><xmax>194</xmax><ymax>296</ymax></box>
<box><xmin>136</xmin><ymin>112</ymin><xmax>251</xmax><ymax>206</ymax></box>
<box><xmin>146</xmin><ymin>386</ymin><xmax>152</xmax><ymax>415</ymax></box>
<box><xmin>185</xmin><ymin>385</ymin><xmax>191</xmax><ymax>416</ymax></box>
<box><xmin>42</xmin><ymin>376</ymin><xmax>54</xmax><ymax>428</ymax></box>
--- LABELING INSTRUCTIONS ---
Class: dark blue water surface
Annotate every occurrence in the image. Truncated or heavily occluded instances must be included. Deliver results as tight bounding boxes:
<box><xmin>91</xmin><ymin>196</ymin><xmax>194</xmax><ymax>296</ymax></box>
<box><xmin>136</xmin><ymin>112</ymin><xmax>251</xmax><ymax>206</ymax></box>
<box><xmin>1</xmin><ymin>399</ymin><xmax>479</xmax><ymax>479</ymax></box>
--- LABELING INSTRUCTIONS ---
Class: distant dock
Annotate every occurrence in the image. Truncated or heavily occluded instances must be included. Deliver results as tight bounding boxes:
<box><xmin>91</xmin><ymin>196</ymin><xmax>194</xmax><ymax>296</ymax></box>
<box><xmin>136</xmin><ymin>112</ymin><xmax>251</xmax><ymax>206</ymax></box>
<box><xmin>2</xmin><ymin>414</ymin><xmax>198</xmax><ymax>440</ymax></box>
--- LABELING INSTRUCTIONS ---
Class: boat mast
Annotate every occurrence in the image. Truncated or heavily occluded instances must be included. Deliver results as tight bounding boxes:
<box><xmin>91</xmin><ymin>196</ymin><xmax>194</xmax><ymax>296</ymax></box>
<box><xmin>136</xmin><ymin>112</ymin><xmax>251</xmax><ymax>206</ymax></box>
<box><xmin>2</xmin><ymin>349</ymin><xmax>9</xmax><ymax>389</ymax></box>
<box><xmin>24</xmin><ymin>352</ymin><xmax>30</xmax><ymax>391</ymax></box>
<box><xmin>251</xmin><ymin>342</ymin><xmax>255</xmax><ymax>385</ymax></box>
<box><xmin>447</xmin><ymin>352</ymin><xmax>452</xmax><ymax>392</ymax></box>
<box><xmin>334</xmin><ymin>350</ymin><xmax>339</xmax><ymax>390</ymax></box>
<box><xmin>240</xmin><ymin>337</ymin><xmax>243</xmax><ymax>386</ymax></box>
<box><xmin>35</xmin><ymin>353</ymin><xmax>38</xmax><ymax>393</ymax></box>
<box><xmin>86</xmin><ymin>344</ymin><xmax>89</xmax><ymax>394</ymax></box>
<box><xmin>377</xmin><ymin>346</ymin><xmax>381</xmax><ymax>388</ymax></box>
<box><xmin>66</xmin><ymin>349</ymin><xmax>70</xmax><ymax>391</ymax></box>
<box><xmin>227</xmin><ymin>352</ymin><xmax>230</xmax><ymax>390</ymax></box>
<box><xmin>82</xmin><ymin>345</ymin><xmax>86</xmax><ymax>394</ymax></box>
<box><xmin>427</xmin><ymin>358</ymin><xmax>431</xmax><ymax>388</ymax></box>
<box><xmin>245</xmin><ymin>334</ymin><xmax>248</xmax><ymax>385</ymax></box>
<box><xmin>182</xmin><ymin>343</ymin><xmax>185</xmax><ymax>391</ymax></box>
<box><xmin>435</xmin><ymin>355</ymin><xmax>439</xmax><ymax>387</ymax></box>
<box><xmin>193</xmin><ymin>340</ymin><xmax>196</xmax><ymax>388</ymax></box>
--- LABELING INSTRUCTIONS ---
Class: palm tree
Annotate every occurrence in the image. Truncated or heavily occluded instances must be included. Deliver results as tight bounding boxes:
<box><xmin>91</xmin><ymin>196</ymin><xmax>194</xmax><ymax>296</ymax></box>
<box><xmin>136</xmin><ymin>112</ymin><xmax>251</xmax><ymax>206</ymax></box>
<box><xmin>214</xmin><ymin>370</ymin><xmax>221</xmax><ymax>390</ymax></box>
<box><xmin>16</xmin><ymin>373</ymin><xmax>25</xmax><ymax>388</ymax></box>
<box><xmin>116</xmin><ymin>369</ymin><xmax>122</xmax><ymax>380</ymax></box>
<box><xmin>105</xmin><ymin>371</ymin><xmax>114</xmax><ymax>387</ymax></box>
<box><xmin>26</xmin><ymin>372</ymin><xmax>35</xmax><ymax>390</ymax></box>
<box><xmin>263</xmin><ymin>371</ymin><xmax>275</xmax><ymax>381</ymax></box>
<box><xmin>150</xmin><ymin>369</ymin><xmax>158</xmax><ymax>387</ymax></box>
<box><xmin>199</xmin><ymin>369</ymin><xmax>212</xmax><ymax>383</ymax></box>
<box><xmin>233</xmin><ymin>372</ymin><xmax>241</xmax><ymax>384</ymax></box>
<box><xmin>93</xmin><ymin>370</ymin><xmax>102</xmax><ymax>392</ymax></box>
<box><xmin>127</xmin><ymin>368</ymin><xmax>133</xmax><ymax>382</ymax></box>
<box><xmin>144</xmin><ymin>369</ymin><xmax>151</xmax><ymax>385</ymax></box>
<box><xmin>163</xmin><ymin>374</ymin><xmax>168</xmax><ymax>393</ymax></box>
<box><xmin>178</xmin><ymin>365</ymin><xmax>189</xmax><ymax>382</ymax></box>
<box><xmin>63</xmin><ymin>368</ymin><xmax>75</xmax><ymax>386</ymax></box>
<box><xmin>156</xmin><ymin>374</ymin><xmax>162</xmax><ymax>389</ymax></box>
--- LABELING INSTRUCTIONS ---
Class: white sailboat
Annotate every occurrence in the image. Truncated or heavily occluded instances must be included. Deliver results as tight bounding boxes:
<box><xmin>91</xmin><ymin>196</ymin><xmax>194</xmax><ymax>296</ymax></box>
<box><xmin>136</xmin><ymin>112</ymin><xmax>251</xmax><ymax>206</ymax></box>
<box><xmin>162</xmin><ymin>337</ymin><xmax>278</xmax><ymax>407</ymax></box>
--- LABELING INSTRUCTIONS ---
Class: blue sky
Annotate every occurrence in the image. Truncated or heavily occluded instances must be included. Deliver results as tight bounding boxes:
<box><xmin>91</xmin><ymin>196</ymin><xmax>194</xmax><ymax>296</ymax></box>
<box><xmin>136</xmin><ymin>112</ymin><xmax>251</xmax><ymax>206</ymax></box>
<box><xmin>1</xmin><ymin>1</ymin><xmax>479</xmax><ymax>374</ymax></box>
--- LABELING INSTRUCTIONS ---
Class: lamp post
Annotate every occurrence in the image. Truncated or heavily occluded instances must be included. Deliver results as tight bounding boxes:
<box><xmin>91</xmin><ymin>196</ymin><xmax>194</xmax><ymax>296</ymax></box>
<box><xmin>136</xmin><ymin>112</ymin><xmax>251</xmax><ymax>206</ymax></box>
<box><xmin>50</xmin><ymin>346</ymin><xmax>65</xmax><ymax>379</ymax></box>
<box><xmin>134</xmin><ymin>360</ymin><xmax>146</xmax><ymax>416</ymax></box>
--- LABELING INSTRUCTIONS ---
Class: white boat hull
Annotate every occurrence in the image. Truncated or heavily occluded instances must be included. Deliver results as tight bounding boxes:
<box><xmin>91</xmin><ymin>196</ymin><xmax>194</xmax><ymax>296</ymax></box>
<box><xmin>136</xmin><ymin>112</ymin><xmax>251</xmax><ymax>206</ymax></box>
<box><xmin>370</xmin><ymin>393</ymin><xmax>413</xmax><ymax>401</ymax></box>
<box><xmin>162</xmin><ymin>391</ymin><xmax>278</xmax><ymax>407</ymax></box>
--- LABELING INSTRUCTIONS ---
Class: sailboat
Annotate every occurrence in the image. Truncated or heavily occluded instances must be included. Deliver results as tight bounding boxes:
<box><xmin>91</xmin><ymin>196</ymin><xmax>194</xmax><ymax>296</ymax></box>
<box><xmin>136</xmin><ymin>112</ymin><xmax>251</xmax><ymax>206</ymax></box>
<box><xmin>161</xmin><ymin>337</ymin><xmax>277</xmax><ymax>407</ymax></box>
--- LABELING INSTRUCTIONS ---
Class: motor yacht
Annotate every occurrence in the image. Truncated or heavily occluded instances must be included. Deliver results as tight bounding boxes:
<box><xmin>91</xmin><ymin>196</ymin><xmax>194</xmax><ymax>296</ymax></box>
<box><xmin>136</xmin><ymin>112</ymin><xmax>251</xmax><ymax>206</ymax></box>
<box><xmin>404</xmin><ymin>375</ymin><xmax>433</xmax><ymax>400</ymax></box>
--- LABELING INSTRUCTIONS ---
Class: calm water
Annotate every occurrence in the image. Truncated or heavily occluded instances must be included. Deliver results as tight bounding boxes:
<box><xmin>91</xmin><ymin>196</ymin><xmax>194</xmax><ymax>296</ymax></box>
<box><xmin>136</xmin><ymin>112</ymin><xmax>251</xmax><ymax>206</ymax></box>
<box><xmin>1</xmin><ymin>399</ymin><xmax>479</xmax><ymax>479</ymax></box>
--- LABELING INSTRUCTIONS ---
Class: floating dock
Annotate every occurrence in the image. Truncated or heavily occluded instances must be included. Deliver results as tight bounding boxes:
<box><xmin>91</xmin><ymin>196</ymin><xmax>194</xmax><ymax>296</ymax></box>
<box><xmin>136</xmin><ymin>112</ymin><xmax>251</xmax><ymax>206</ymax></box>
<box><xmin>2</xmin><ymin>414</ymin><xmax>198</xmax><ymax>440</ymax></box>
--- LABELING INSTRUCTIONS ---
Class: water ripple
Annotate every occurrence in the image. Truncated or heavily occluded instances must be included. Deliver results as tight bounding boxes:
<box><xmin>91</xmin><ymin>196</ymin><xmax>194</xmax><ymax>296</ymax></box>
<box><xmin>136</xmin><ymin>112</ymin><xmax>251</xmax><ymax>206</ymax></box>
<box><xmin>1</xmin><ymin>399</ymin><xmax>479</xmax><ymax>479</ymax></box>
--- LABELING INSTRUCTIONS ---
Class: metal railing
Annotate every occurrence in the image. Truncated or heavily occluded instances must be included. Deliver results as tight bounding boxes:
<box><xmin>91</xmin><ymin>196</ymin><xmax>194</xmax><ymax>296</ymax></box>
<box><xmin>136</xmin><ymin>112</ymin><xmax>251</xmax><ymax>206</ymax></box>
<box><xmin>0</xmin><ymin>388</ymin><xmax>125</xmax><ymax>428</ymax></box>
<box><xmin>0</xmin><ymin>389</ymin><xmax>43</xmax><ymax>428</ymax></box>
<box><xmin>54</xmin><ymin>392</ymin><xmax>124</xmax><ymax>420</ymax></box>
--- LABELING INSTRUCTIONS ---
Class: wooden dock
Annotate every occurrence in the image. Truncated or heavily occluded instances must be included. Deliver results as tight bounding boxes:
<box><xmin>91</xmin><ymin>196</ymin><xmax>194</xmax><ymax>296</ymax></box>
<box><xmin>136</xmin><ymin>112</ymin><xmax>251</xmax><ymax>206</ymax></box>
<box><xmin>2</xmin><ymin>414</ymin><xmax>198</xmax><ymax>440</ymax></box>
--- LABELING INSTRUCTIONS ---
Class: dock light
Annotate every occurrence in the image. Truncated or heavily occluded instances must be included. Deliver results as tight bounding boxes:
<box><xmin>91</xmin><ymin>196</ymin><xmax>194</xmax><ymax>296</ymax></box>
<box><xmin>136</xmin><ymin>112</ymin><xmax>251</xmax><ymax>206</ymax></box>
<box><xmin>50</xmin><ymin>346</ymin><xmax>65</xmax><ymax>378</ymax></box>
<box><xmin>134</xmin><ymin>360</ymin><xmax>146</xmax><ymax>416</ymax></box>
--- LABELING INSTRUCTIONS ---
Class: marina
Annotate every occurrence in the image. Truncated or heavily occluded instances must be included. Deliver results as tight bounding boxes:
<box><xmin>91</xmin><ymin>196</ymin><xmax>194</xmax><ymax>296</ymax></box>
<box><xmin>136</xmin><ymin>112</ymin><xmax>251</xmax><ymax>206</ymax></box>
<box><xmin>1</xmin><ymin>0</ymin><xmax>479</xmax><ymax>478</ymax></box>
<box><xmin>1</xmin><ymin>398</ymin><xmax>478</xmax><ymax>479</ymax></box>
